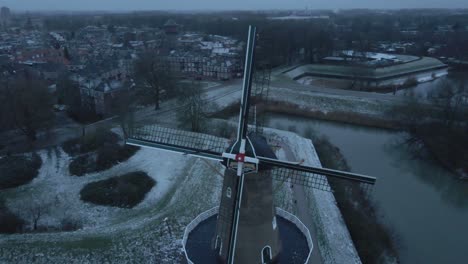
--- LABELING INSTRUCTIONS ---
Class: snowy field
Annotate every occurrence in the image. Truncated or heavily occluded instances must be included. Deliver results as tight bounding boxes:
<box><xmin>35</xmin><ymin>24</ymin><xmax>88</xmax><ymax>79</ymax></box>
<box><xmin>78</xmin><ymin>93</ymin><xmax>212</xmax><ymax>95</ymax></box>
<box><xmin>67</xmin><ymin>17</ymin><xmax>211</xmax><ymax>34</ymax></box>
<box><xmin>0</xmin><ymin>126</ymin><xmax>359</xmax><ymax>264</ymax></box>
<box><xmin>265</xmin><ymin>128</ymin><xmax>360</xmax><ymax>264</ymax></box>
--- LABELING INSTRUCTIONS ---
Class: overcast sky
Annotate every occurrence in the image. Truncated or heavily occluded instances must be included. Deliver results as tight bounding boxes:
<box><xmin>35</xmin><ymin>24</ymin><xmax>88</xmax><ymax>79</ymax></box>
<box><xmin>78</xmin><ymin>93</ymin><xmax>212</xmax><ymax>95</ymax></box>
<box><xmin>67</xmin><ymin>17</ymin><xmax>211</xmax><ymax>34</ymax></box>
<box><xmin>0</xmin><ymin>0</ymin><xmax>467</xmax><ymax>11</ymax></box>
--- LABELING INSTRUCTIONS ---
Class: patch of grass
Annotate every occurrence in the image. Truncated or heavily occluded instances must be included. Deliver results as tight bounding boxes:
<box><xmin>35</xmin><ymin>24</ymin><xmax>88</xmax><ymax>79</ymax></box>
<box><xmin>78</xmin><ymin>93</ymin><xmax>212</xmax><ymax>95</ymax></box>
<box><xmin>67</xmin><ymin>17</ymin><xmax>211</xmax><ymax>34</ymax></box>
<box><xmin>0</xmin><ymin>153</ymin><xmax>42</xmax><ymax>190</ymax></box>
<box><xmin>61</xmin><ymin>236</ymin><xmax>113</xmax><ymax>250</ymax></box>
<box><xmin>80</xmin><ymin>171</ymin><xmax>155</xmax><ymax>208</ymax></box>
<box><xmin>69</xmin><ymin>145</ymin><xmax>139</xmax><ymax>176</ymax></box>
<box><xmin>69</xmin><ymin>153</ymin><xmax>96</xmax><ymax>176</ymax></box>
<box><xmin>96</xmin><ymin>145</ymin><xmax>139</xmax><ymax>171</ymax></box>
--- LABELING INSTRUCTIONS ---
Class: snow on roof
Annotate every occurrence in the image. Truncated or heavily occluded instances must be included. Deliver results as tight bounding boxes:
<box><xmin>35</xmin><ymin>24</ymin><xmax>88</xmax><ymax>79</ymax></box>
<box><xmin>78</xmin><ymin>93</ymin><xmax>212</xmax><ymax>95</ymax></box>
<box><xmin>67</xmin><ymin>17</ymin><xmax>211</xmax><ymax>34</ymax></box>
<box><xmin>49</xmin><ymin>32</ymin><xmax>66</xmax><ymax>42</ymax></box>
<box><xmin>212</xmin><ymin>48</ymin><xmax>229</xmax><ymax>55</ymax></box>
<box><xmin>164</xmin><ymin>19</ymin><xmax>178</xmax><ymax>26</ymax></box>
<box><xmin>341</xmin><ymin>50</ymin><xmax>397</xmax><ymax>61</ymax></box>
<box><xmin>111</xmin><ymin>43</ymin><xmax>124</xmax><ymax>48</ymax></box>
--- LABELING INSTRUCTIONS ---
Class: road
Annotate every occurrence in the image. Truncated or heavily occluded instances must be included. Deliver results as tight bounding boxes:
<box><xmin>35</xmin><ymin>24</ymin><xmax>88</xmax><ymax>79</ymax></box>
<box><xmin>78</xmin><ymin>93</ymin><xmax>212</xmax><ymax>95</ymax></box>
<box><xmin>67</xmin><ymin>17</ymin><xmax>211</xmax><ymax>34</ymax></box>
<box><xmin>134</xmin><ymin>79</ymin><xmax>243</xmax><ymax>125</ymax></box>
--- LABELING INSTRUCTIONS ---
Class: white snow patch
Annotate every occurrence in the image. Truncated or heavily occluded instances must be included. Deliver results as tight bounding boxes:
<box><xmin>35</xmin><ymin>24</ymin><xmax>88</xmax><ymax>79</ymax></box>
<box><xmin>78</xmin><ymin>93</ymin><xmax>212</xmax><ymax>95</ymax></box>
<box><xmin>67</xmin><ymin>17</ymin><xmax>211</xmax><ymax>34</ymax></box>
<box><xmin>264</xmin><ymin>128</ymin><xmax>361</xmax><ymax>264</ymax></box>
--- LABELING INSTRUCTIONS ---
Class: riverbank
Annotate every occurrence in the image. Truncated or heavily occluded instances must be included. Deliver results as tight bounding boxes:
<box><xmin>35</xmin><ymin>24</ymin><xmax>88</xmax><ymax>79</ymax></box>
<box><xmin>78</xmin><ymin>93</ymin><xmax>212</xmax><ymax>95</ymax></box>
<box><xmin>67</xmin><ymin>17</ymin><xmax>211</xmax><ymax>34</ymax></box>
<box><xmin>212</xmin><ymin>99</ymin><xmax>400</xmax><ymax>130</ymax></box>
<box><xmin>267</xmin><ymin>101</ymin><xmax>467</xmax><ymax>180</ymax></box>
<box><xmin>411</xmin><ymin>124</ymin><xmax>468</xmax><ymax>180</ymax></box>
<box><xmin>263</xmin><ymin>100</ymin><xmax>400</xmax><ymax>130</ymax></box>
<box><xmin>309</xmin><ymin>133</ymin><xmax>399</xmax><ymax>263</ymax></box>
<box><xmin>213</xmin><ymin>98</ymin><xmax>468</xmax><ymax>180</ymax></box>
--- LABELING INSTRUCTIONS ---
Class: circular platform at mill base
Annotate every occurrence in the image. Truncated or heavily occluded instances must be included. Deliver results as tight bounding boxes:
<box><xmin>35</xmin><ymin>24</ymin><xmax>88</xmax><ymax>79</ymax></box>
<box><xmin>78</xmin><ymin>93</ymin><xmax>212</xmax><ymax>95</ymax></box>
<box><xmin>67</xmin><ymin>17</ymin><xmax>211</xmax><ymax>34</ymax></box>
<box><xmin>184</xmin><ymin>211</ymin><xmax>312</xmax><ymax>264</ymax></box>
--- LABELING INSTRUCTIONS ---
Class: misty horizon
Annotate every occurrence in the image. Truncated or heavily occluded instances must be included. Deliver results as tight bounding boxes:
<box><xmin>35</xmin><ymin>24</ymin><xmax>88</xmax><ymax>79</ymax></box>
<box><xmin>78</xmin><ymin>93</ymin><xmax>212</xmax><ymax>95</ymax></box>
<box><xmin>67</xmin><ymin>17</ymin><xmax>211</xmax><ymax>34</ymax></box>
<box><xmin>1</xmin><ymin>0</ymin><xmax>468</xmax><ymax>12</ymax></box>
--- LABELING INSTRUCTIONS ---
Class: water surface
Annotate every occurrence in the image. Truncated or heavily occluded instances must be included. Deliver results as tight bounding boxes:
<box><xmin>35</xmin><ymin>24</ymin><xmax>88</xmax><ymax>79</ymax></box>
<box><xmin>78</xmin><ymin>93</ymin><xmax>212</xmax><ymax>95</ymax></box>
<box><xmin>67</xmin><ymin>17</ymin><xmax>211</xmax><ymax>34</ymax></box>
<box><xmin>266</xmin><ymin>115</ymin><xmax>468</xmax><ymax>264</ymax></box>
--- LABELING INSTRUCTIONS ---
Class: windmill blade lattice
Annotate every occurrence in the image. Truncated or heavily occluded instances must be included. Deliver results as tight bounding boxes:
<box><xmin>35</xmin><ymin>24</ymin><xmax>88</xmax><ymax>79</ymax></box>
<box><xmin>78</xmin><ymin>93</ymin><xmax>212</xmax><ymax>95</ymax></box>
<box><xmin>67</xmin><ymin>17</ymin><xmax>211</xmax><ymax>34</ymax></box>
<box><xmin>270</xmin><ymin>166</ymin><xmax>332</xmax><ymax>192</ymax></box>
<box><xmin>270</xmin><ymin>166</ymin><xmax>374</xmax><ymax>196</ymax></box>
<box><xmin>127</xmin><ymin>124</ymin><xmax>230</xmax><ymax>161</ymax></box>
<box><xmin>260</xmin><ymin>157</ymin><xmax>376</xmax><ymax>196</ymax></box>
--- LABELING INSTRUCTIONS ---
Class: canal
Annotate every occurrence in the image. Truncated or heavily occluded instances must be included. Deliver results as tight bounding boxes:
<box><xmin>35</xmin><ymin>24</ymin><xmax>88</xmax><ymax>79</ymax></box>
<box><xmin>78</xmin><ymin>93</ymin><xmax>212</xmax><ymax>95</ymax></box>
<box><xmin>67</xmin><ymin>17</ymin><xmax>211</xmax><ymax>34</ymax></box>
<box><xmin>393</xmin><ymin>70</ymin><xmax>468</xmax><ymax>97</ymax></box>
<box><xmin>266</xmin><ymin>114</ymin><xmax>468</xmax><ymax>264</ymax></box>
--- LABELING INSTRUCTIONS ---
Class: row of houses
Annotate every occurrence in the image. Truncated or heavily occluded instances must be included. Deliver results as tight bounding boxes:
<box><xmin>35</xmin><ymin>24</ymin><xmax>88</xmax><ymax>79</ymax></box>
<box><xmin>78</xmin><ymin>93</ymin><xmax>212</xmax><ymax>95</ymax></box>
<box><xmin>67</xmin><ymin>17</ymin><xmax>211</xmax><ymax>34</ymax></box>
<box><xmin>1</xmin><ymin>19</ymin><xmax>243</xmax><ymax>118</ymax></box>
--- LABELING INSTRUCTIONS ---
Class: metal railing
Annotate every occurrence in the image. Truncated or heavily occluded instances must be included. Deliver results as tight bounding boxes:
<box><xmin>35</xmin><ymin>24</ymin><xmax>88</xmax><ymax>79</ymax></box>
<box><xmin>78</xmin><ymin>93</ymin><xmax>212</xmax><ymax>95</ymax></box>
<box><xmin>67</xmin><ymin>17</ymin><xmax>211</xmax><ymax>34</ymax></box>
<box><xmin>182</xmin><ymin>206</ymin><xmax>220</xmax><ymax>264</ymax></box>
<box><xmin>276</xmin><ymin>207</ymin><xmax>314</xmax><ymax>264</ymax></box>
<box><xmin>182</xmin><ymin>206</ymin><xmax>313</xmax><ymax>264</ymax></box>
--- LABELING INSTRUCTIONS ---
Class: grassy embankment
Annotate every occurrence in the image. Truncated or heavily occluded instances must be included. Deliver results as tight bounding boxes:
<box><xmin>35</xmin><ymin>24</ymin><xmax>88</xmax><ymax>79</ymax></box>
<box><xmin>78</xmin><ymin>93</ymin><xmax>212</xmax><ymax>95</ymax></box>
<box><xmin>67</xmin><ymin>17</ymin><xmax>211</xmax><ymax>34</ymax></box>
<box><xmin>212</xmin><ymin>99</ymin><xmax>400</xmax><ymax>130</ymax></box>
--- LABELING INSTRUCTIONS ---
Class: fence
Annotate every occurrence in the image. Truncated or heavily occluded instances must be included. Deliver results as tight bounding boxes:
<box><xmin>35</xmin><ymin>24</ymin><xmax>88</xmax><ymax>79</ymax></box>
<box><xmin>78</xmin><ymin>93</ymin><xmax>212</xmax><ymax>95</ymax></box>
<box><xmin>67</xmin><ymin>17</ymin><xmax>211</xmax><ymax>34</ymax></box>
<box><xmin>276</xmin><ymin>207</ymin><xmax>314</xmax><ymax>264</ymax></box>
<box><xmin>182</xmin><ymin>206</ymin><xmax>219</xmax><ymax>264</ymax></box>
<box><xmin>181</xmin><ymin>206</ymin><xmax>313</xmax><ymax>264</ymax></box>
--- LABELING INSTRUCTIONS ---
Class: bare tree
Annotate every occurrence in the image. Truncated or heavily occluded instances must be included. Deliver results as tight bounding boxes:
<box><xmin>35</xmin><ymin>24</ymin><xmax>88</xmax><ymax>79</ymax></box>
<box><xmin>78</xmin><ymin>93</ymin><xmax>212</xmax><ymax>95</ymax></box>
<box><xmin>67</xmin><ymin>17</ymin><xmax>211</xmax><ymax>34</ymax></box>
<box><xmin>134</xmin><ymin>53</ymin><xmax>176</xmax><ymax>110</ymax></box>
<box><xmin>0</xmin><ymin>76</ymin><xmax>54</xmax><ymax>141</ymax></box>
<box><xmin>28</xmin><ymin>200</ymin><xmax>49</xmax><ymax>231</ymax></box>
<box><xmin>12</xmin><ymin>194</ymin><xmax>52</xmax><ymax>231</ymax></box>
<box><xmin>428</xmin><ymin>80</ymin><xmax>467</xmax><ymax>129</ymax></box>
<box><xmin>111</xmin><ymin>83</ymin><xmax>136</xmax><ymax>137</ymax></box>
<box><xmin>177</xmin><ymin>81</ymin><xmax>212</xmax><ymax>132</ymax></box>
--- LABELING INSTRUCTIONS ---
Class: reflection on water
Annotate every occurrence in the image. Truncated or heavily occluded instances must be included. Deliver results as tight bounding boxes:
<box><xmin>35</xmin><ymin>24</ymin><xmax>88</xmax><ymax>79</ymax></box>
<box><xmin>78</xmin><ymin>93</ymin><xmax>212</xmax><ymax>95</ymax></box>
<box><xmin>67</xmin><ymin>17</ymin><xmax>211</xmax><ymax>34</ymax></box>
<box><xmin>266</xmin><ymin>114</ymin><xmax>468</xmax><ymax>264</ymax></box>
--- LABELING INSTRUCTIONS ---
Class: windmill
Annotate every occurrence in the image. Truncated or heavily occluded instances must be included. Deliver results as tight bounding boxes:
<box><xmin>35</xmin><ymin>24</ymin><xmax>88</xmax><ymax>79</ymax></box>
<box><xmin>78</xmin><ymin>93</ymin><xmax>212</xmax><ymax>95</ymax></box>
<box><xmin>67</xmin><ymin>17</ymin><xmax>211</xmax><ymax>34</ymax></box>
<box><xmin>126</xmin><ymin>26</ymin><xmax>376</xmax><ymax>264</ymax></box>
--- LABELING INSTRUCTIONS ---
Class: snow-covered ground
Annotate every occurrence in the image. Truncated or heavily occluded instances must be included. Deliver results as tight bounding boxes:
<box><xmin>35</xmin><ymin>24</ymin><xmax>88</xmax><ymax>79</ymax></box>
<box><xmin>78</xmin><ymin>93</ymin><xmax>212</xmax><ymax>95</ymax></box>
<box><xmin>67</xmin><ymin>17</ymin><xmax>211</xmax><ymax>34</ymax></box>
<box><xmin>0</xmin><ymin>129</ymin><xmax>225</xmax><ymax>263</ymax></box>
<box><xmin>2</xmin><ymin>145</ymin><xmax>190</xmax><ymax>231</ymax></box>
<box><xmin>265</xmin><ymin>128</ymin><xmax>361</xmax><ymax>264</ymax></box>
<box><xmin>1</xmin><ymin>118</ymin><xmax>359</xmax><ymax>263</ymax></box>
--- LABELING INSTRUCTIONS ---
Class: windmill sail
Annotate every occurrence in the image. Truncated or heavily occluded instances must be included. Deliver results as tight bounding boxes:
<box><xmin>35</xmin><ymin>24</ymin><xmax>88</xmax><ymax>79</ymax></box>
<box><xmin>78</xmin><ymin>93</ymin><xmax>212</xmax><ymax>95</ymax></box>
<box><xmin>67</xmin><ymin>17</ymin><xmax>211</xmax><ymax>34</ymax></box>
<box><xmin>126</xmin><ymin>124</ymin><xmax>229</xmax><ymax>161</ymax></box>
<box><xmin>261</xmin><ymin>157</ymin><xmax>376</xmax><ymax>195</ymax></box>
<box><xmin>126</xmin><ymin>25</ymin><xmax>377</xmax><ymax>264</ymax></box>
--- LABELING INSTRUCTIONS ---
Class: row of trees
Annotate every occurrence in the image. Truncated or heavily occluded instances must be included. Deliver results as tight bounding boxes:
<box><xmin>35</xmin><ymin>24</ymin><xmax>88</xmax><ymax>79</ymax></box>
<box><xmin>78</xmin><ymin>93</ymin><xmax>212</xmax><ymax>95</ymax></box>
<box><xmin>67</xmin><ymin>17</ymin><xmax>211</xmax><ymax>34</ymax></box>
<box><xmin>136</xmin><ymin>53</ymin><xmax>212</xmax><ymax>131</ymax></box>
<box><xmin>391</xmin><ymin>80</ymin><xmax>467</xmax><ymax>130</ymax></box>
<box><xmin>118</xmin><ymin>52</ymin><xmax>211</xmax><ymax>133</ymax></box>
<box><xmin>0</xmin><ymin>53</ymin><xmax>208</xmax><ymax>144</ymax></box>
<box><xmin>389</xmin><ymin>80</ymin><xmax>467</xmax><ymax>177</ymax></box>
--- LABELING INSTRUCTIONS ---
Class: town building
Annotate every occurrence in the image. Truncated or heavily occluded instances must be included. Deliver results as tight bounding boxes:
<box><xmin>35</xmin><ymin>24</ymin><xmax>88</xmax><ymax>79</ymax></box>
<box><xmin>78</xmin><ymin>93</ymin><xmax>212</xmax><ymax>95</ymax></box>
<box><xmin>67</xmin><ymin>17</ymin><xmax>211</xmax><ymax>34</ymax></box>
<box><xmin>163</xmin><ymin>19</ymin><xmax>179</xmax><ymax>35</ymax></box>
<box><xmin>288</xmin><ymin>51</ymin><xmax>448</xmax><ymax>90</ymax></box>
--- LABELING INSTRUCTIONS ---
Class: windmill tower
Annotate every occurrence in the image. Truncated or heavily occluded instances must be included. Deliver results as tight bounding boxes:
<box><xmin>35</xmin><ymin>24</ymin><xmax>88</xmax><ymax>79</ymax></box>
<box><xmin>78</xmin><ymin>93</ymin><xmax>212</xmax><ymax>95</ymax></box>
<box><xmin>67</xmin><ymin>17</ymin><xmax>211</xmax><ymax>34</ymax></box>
<box><xmin>126</xmin><ymin>26</ymin><xmax>376</xmax><ymax>264</ymax></box>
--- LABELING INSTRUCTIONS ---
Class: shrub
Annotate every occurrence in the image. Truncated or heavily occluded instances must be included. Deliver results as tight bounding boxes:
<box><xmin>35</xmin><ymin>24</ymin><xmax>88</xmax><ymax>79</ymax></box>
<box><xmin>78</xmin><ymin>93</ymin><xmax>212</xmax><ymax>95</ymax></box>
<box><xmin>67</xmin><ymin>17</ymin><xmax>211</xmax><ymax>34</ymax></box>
<box><xmin>96</xmin><ymin>145</ymin><xmax>139</xmax><ymax>171</ymax></box>
<box><xmin>0</xmin><ymin>153</ymin><xmax>42</xmax><ymax>190</ymax></box>
<box><xmin>80</xmin><ymin>171</ymin><xmax>155</xmax><ymax>208</ymax></box>
<box><xmin>62</xmin><ymin>130</ymin><xmax>119</xmax><ymax>156</ymax></box>
<box><xmin>403</xmin><ymin>77</ymin><xmax>418</xmax><ymax>87</ymax></box>
<box><xmin>69</xmin><ymin>145</ymin><xmax>139</xmax><ymax>176</ymax></box>
<box><xmin>69</xmin><ymin>153</ymin><xmax>96</xmax><ymax>176</ymax></box>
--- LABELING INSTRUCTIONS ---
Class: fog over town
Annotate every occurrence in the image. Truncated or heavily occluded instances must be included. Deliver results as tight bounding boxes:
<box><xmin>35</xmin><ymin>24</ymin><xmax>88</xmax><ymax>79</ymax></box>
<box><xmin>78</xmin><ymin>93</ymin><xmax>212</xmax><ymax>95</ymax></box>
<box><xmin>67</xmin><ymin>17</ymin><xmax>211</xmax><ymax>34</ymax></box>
<box><xmin>0</xmin><ymin>1</ymin><xmax>467</xmax><ymax>264</ymax></box>
<box><xmin>2</xmin><ymin>0</ymin><xmax>468</xmax><ymax>11</ymax></box>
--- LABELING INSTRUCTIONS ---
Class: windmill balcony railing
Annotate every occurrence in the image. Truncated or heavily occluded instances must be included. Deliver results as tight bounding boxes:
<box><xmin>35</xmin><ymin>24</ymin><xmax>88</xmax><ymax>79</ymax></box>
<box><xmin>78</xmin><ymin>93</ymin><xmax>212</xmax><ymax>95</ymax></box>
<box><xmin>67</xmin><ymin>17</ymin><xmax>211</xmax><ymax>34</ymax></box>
<box><xmin>276</xmin><ymin>207</ymin><xmax>314</xmax><ymax>264</ymax></box>
<box><xmin>182</xmin><ymin>206</ymin><xmax>313</xmax><ymax>264</ymax></box>
<box><xmin>182</xmin><ymin>206</ymin><xmax>220</xmax><ymax>264</ymax></box>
